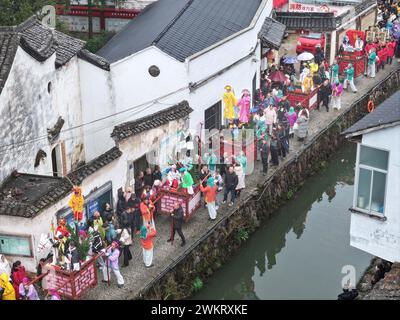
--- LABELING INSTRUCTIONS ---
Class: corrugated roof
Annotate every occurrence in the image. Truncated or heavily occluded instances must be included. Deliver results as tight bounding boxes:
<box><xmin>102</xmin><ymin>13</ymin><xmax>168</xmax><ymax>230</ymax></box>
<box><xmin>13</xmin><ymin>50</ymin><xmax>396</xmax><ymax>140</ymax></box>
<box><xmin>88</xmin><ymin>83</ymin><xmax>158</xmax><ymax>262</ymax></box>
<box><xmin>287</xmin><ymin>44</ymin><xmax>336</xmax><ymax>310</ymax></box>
<box><xmin>343</xmin><ymin>91</ymin><xmax>400</xmax><ymax>137</ymax></box>
<box><xmin>97</xmin><ymin>0</ymin><xmax>263</xmax><ymax>63</ymax></box>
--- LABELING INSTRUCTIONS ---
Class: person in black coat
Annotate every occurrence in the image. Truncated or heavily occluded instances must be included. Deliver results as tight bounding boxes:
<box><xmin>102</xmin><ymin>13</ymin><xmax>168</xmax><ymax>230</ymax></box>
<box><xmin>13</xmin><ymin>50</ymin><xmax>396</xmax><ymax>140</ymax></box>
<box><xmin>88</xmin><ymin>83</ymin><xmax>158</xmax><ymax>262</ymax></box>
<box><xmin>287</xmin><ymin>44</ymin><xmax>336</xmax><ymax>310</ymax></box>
<box><xmin>102</xmin><ymin>203</ymin><xmax>114</xmax><ymax>223</ymax></box>
<box><xmin>143</xmin><ymin>168</ymin><xmax>154</xmax><ymax>188</ymax></box>
<box><xmin>134</xmin><ymin>171</ymin><xmax>144</xmax><ymax>197</ymax></box>
<box><xmin>223</xmin><ymin>166</ymin><xmax>238</xmax><ymax>206</ymax></box>
<box><xmin>318</xmin><ymin>79</ymin><xmax>332</xmax><ymax>112</ymax></box>
<box><xmin>167</xmin><ymin>203</ymin><xmax>186</xmax><ymax>246</ymax></box>
<box><xmin>67</xmin><ymin>241</ymin><xmax>80</xmax><ymax>271</ymax></box>
<box><xmin>260</xmin><ymin>139</ymin><xmax>269</xmax><ymax>174</ymax></box>
<box><xmin>152</xmin><ymin>165</ymin><xmax>162</xmax><ymax>182</ymax></box>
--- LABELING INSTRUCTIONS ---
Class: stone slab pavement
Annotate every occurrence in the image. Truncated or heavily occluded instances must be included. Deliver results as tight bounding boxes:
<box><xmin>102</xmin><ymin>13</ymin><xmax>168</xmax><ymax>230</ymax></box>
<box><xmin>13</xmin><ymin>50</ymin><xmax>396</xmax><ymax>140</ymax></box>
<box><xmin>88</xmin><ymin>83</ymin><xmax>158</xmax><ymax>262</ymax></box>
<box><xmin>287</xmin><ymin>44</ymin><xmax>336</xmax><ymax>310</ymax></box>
<box><xmin>84</xmin><ymin>59</ymin><xmax>400</xmax><ymax>300</ymax></box>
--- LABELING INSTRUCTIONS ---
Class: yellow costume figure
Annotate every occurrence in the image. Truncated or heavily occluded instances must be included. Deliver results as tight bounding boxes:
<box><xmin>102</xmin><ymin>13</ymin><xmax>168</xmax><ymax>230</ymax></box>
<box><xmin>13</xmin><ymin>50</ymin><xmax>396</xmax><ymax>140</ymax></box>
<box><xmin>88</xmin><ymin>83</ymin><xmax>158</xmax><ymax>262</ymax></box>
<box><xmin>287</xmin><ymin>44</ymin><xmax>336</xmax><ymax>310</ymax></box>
<box><xmin>68</xmin><ymin>186</ymin><xmax>84</xmax><ymax>222</ymax></box>
<box><xmin>223</xmin><ymin>85</ymin><xmax>237</xmax><ymax>120</ymax></box>
<box><xmin>302</xmin><ymin>74</ymin><xmax>314</xmax><ymax>93</ymax></box>
<box><xmin>0</xmin><ymin>273</ymin><xmax>16</xmax><ymax>300</ymax></box>
<box><xmin>309</xmin><ymin>61</ymin><xmax>318</xmax><ymax>76</ymax></box>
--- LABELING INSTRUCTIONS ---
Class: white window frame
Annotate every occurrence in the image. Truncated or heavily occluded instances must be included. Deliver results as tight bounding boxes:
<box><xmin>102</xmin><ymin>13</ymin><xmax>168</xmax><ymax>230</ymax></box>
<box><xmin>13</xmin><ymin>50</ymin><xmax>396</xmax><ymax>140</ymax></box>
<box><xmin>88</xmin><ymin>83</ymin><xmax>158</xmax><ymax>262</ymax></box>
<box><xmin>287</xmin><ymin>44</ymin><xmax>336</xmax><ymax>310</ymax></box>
<box><xmin>353</xmin><ymin>143</ymin><xmax>389</xmax><ymax>217</ymax></box>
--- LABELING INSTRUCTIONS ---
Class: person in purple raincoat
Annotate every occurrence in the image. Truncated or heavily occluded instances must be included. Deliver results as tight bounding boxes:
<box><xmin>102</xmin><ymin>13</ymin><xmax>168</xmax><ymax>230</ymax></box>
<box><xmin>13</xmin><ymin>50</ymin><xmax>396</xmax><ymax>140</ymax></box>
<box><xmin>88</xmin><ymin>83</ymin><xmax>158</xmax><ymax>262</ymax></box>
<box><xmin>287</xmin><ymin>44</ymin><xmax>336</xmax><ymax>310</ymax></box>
<box><xmin>19</xmin><ymin>277</ymin><xmax>39</xmax><ymax>300</ymax></box>
<box><xmin>102</xmin><ymin>241</ymin><xmax>125</xmax><ymax>288</ymax></box>
<box><xmin>284</xmin><ymin>107</ymin><xmax>298</xmax><ymax>137</ymax></box>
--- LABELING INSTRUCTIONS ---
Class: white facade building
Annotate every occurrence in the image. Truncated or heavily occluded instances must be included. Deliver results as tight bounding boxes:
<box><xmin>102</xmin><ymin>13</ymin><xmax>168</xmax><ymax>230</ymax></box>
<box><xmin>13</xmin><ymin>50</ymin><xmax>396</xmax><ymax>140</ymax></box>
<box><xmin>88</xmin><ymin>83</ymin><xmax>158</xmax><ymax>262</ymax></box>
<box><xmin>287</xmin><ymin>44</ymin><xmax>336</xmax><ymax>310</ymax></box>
<box><xmin>344</xmin><ymin>92</ymin><xmax>400</xmax><ymax>263</ymax></box>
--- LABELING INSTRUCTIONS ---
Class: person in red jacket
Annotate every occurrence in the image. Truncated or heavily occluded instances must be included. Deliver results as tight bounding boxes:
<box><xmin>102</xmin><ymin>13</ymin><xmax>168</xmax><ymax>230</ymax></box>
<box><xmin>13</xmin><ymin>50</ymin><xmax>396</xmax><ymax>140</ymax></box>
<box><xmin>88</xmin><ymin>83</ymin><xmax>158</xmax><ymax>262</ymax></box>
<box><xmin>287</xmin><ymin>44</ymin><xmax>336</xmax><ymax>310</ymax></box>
<box><xmin>379</xmin><ymin>44</ymin><xmax>388</xmax><ymax>70</ymax></box>
<box><xmin>140</xmin><ymin>225</ymin><xmax>156</xmax><ymax>268</ymax></box>
<box><xmin>11</xmin><ymin>261</ymin><xmax>27</xmax><ymax>300</ymax></box>
<box><xmin>199</xmin><ymin>177</ymin><xmax>218</xmax><ymax>220</ymax></box>
<box><xmin>387</xmin><ymin>39</ymin><xmax>396</xmax><ymax>64</ymax></box>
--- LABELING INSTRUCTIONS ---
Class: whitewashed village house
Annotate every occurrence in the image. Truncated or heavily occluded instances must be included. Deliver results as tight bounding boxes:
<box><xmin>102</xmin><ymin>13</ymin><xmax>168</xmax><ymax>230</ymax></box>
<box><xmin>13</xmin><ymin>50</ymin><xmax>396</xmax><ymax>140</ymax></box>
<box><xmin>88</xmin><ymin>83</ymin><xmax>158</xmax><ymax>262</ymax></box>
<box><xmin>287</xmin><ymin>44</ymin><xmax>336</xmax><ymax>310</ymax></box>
<box><xmin>344</xmin><ymin>92</ymin><xmax>400</xmax><ymax>263</ymax></box>
<box><xmin>0</xmin><ymin>0</ymin><xmax>286</xmax><ymax>271</ymax></box>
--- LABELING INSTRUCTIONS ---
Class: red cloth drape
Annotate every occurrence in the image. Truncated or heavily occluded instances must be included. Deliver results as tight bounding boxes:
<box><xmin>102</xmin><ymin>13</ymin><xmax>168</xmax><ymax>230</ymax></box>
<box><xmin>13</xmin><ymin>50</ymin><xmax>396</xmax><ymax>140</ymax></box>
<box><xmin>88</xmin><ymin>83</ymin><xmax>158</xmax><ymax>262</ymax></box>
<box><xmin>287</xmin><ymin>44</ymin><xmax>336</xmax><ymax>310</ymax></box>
<box><xmin>273</xmin><ymin>0</ymin><xmax>288</xmax><ymax>9</ymax></box>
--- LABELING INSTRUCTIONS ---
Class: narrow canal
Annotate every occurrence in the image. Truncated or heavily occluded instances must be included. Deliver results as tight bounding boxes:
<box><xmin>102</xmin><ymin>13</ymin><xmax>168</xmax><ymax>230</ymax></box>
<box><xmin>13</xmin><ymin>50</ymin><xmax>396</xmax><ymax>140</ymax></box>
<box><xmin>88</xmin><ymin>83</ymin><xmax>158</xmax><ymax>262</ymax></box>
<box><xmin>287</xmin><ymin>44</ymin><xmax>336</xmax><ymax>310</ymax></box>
<box><xmin>193</xmin><ymin>142</ymin><xmax>372</xmax><ymax>300</ymax></box>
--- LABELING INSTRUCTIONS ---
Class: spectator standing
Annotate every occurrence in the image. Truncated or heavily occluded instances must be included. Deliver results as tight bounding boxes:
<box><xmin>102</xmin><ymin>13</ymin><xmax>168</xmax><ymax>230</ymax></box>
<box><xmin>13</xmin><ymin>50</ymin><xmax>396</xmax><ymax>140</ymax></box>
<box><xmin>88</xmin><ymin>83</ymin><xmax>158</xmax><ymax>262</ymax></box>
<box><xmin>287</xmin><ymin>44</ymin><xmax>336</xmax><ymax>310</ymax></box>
<box><xmin>222</xmin><ymin>166</ymin><xmax>238</xmax><ymax>206</ymax></box>
<box><xmin>167</xmin><ymin>202</ymin><xmax>186</xmax><ymax>246</ymax></box>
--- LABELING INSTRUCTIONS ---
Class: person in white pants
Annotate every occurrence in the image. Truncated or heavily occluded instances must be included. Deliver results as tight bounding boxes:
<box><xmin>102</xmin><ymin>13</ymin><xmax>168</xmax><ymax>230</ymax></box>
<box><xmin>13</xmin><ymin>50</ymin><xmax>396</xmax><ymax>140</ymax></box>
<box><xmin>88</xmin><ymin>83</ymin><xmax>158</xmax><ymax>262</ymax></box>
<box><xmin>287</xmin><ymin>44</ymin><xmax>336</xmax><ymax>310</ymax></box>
<box><xmin>140</xmin><ymin>225</ymin><xmax>157</xmax><ymax>268</ymax></box>
<box><xmin>103</xmin><ymin>241</ymin><xmax>124</xmax><ymax>288</ymax></box>
<box><xmin>199</xmin><ymin>177</ymin><xmax>218</xmax><ymax>220</ymax></box>
<box><xmin>331</xmin><ymin>81</ymin><xmax>344</xmax><ymax>110</ymax></box>
<box><xmin>343</xmin><ymin>63</ymin><xmax>357</xmax><ymax>93</ymax></box>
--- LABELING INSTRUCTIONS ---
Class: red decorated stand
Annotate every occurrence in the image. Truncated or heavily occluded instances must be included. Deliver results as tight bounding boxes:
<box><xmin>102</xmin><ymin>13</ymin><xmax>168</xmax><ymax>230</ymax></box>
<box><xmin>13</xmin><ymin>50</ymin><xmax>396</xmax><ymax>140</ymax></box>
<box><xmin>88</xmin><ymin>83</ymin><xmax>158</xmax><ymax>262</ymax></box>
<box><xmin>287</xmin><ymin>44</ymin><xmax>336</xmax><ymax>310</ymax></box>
<box><xmin>338</xmin><ymin>50</ymin><xmax>365</xmax><ymax>78</ymax></box>
<box><xmin>287</xmin><ymin>86</ymin><xmax>319</xmax><ymax>110</ymax></box>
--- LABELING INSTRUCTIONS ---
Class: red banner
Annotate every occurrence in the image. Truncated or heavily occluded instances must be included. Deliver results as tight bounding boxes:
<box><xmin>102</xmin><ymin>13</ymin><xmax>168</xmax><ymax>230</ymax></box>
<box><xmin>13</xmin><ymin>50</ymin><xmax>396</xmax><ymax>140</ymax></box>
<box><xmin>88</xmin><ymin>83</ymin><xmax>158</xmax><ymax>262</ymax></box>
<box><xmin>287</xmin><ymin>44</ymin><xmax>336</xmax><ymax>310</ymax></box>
<box><xmin>346</xmin><ymin>30</ymin><xmax>366</xmax><ymax>46</ymax></box>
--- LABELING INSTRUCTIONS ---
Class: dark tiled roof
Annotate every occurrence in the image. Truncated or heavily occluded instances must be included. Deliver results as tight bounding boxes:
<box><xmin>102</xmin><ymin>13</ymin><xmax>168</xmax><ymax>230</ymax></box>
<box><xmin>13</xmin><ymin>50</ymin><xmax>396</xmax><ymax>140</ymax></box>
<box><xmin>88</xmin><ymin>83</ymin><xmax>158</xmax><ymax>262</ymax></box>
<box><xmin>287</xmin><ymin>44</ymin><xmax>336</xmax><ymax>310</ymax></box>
<box><xmin>274</xmin><ymin>12</ymin><xmax>336</xmax><ymax>31</ymax></box>
<box><xmin>111</xmin><ymin>100</ymin><xmax>193</xmax><ymax>142</ymax></box>
<box><xmin>0</xmin><ymin>147</ymin><xmax>122</xmax><ymax>218</ymax></box>
<box><xmin>98</xmin><ymin>0</ymin><xmax>263</xmax><ymax>63</ymax></box>
<box><xmin>343</xmin><ymin>91</ymin><xmax>400</xmax><ymax>137</ymax></box>
<box><xmin>78</xmin><ymin>49</ymin><xmax>110</xmax><ymax>71</ymax></box>
<box><xmin>258</xmin><ymin>17</ymin><xmax>286</xmax><ymax>50</ymax></box>
<box><xmin>355</xmin><ymin>0</ymin><xmax>377</xmax><ymax>15</ymax></box>
<box><xmin>18</xmin><ymin>18</ymin><xmax>86</xmax><ymax>67</ymax></box>
<box><xmin>0</xmin><ymin>28</ymin><xmax>20</xmax><ymax>94</ymax></box>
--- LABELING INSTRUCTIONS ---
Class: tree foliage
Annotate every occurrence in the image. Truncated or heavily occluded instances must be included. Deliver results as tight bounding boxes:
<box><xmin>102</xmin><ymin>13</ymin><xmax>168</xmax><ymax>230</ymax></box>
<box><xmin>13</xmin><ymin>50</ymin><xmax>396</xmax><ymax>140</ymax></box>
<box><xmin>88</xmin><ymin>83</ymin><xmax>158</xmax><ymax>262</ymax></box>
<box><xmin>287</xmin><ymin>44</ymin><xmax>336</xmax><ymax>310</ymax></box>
<box><xmin>0</xmin><ymin>0</ymin><xmax>57</xmax><ymax>26</ymax></box>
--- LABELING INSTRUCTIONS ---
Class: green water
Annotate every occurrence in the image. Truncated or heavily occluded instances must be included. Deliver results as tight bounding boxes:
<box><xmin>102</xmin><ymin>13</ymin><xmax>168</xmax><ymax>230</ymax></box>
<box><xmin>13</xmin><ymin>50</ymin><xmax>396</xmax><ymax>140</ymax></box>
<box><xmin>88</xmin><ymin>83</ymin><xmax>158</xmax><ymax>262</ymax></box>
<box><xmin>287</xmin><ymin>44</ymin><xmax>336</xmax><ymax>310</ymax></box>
<box><xmin>193</xmin><ymin>143</ymin><xmax>372</xmax><ymax>300</ymax></box>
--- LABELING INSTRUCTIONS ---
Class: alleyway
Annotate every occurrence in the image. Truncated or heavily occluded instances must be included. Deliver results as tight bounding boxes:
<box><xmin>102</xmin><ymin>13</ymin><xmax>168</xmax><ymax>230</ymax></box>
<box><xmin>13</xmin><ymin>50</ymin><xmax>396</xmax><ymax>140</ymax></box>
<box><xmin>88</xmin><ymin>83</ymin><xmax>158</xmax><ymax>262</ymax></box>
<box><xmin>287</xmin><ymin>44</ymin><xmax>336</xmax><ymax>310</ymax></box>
<box><xmin>85</xmin><ymin>61</ymin><xmax>400</xmax><ymax>300</ymax></box>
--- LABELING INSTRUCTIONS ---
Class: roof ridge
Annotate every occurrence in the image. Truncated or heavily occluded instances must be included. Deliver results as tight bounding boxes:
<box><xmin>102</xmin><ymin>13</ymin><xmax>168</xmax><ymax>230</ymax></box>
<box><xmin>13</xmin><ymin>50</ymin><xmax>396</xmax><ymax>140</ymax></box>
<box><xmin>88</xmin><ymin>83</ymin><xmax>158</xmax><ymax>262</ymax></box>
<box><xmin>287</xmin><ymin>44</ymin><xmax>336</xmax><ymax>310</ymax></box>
<box><xmin>152</xmin><ymin>0</ymin><xmax>195</xmax><ymax>46</ymax></box>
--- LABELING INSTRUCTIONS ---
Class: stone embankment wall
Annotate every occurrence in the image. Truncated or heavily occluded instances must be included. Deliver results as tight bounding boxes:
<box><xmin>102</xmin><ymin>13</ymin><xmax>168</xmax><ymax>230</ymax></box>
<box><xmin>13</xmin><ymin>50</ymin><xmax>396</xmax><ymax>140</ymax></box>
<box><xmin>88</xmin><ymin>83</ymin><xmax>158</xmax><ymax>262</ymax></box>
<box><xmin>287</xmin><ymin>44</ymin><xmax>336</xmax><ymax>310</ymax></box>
<box><xmin>136</xmin><ymin>69</ymin><xmax>400</xmax><ymax>300</ymax></box>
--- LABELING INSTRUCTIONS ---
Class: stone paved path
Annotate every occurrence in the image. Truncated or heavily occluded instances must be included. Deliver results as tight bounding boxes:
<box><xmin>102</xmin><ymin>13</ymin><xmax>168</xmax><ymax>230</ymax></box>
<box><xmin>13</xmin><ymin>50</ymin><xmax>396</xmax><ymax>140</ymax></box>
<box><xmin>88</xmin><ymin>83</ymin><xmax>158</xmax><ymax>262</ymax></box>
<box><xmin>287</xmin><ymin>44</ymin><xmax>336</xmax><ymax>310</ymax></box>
<box><xmin>84</xmin><ymin>59</ymin><xmax>399</xmax><ymax>300</ymax></box>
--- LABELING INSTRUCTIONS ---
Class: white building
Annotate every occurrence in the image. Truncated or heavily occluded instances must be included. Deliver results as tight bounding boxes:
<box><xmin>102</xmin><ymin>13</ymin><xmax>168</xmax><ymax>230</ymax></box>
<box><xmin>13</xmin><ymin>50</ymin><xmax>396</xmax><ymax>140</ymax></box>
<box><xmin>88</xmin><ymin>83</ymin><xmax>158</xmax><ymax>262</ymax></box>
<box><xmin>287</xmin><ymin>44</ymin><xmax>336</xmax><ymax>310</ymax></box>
<box><xmin>96</xmin><ymin>0</ymin><xmax>285</xmax><ymax>143</ymax></box>
<box><xmin>344</xmin><ymin>91</ymin><xmax>400</xmax><ymax>263</ymax></box>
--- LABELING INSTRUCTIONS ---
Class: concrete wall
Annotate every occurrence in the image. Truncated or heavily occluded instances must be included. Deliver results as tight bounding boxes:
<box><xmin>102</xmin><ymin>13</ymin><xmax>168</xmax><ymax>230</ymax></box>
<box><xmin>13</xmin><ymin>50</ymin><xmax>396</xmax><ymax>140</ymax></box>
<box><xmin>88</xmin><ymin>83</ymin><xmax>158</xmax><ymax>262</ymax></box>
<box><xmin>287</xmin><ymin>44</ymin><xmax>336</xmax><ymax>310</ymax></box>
<box><xmin>350</xmin><ymin>126</ymin><xmax>400</xmax><ymax>263</ymax></box>
<box><xmin>0</xmin><ymin>48</ymin><xmax>84</xmax><ymax>182</ymax></box>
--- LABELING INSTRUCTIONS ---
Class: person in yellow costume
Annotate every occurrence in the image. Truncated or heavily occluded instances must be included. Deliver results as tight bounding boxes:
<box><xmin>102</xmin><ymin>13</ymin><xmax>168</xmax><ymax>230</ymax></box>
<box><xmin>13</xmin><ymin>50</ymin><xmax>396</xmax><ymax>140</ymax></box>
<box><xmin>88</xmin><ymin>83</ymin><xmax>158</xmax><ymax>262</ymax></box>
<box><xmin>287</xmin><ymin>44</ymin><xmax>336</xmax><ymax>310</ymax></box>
<box><xmin>223</xmin><ymin>85</ymin><xmax>237</xmax><ymax>121</ymax></box>
<box><xmin>69</xmin><ymin>186</ymin><xmax>85</xmax><ymax>222</ymax></box>
<box><xmin>0</xmin><ymin>272</ymin><xmax>16</xmax><ymax>300</ymax></box>
<box><xmin>302</xmin><ymin>73</ymin><xmax>314</xmax><ymax>93</ymax></box>
<box><xmin>308</xmin><ymin>60</ymin><xmax>319</xmax><ymax>76</ymax></box>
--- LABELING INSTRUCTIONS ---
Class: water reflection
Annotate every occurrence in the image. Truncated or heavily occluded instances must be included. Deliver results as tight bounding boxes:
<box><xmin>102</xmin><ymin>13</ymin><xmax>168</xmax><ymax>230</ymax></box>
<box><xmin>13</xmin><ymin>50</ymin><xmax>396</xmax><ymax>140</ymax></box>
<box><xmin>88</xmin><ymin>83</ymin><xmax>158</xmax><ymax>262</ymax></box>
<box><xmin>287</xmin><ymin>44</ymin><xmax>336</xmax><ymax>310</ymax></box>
<box><xmin>193</xmin><ymin>143</ymin><xmax>370</xmax><ymax>300</ymax></box>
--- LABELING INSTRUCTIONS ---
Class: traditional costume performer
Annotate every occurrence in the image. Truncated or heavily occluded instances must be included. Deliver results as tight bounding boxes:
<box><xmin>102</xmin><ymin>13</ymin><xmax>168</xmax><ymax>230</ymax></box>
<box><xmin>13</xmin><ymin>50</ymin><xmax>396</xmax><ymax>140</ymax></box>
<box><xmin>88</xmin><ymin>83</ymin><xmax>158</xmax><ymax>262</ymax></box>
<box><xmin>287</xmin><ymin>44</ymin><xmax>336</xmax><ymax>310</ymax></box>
<box><xmin>302</xmin><ymin>74</ymin><xmax>314</xmax><ymax>93</ymax></box>
<box><xmin>167</xmin><ymin>164</ymin><xmax>180</xmax><ymax>189</ymax></box>
<box><xmin>55</xmin><ymin>219</ymin><xmax>70</xmax><ymax>239</ymax></box>
<box><xmin>140</xmin><ymin>225</ymin><xmax>157</xmax><ymax>268</ymax></box>
<box><xmin>19</xmin><ymin>278</ymin><xmax>40</xmax><ymax>300</ymax></box>
<box><xmin>238</xmin><ymin>89</ymin><xmax>251</xmax><ymax>124</ymax></box>
<box><xmin>180</xmin><ymin>167</ymin><xmax>194</xmax><ymax>194</ymax></box>
<box><xmin>68</xmin><ymin>186</ymin><xmax>84</xmax><ymax>222</ymax></box>
<box><xmin>223</xmin><ymin>85</ymin><xmax>237</xmax><ymax>121</ymax></box>
<box><xmin>0</xmin><ymin>273</ymin><xmax>16</xmax><ymax>300</ymax></box>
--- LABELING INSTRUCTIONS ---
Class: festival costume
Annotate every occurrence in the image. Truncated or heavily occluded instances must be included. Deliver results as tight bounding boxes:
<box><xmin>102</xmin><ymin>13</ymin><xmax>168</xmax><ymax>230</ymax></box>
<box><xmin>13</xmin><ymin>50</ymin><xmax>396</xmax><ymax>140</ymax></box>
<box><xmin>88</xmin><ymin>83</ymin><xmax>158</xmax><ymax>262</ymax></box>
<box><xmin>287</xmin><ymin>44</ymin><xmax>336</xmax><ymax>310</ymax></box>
<box><xmin>223</xmin><ymin>85</ymin><xmax>238</xmax><ymax>120</ymax></box>
<box><xmin>238</xmin><ymin>90</ymin><xmax>251</xmax><ymax>124</ymax></box>
<box><xmin>140</xmin><ymin>226</ymin><xmax>157</xmax><ymax>267</ymax></box>
<box><xmin>68</xmin><ymin>186</ymin><xmax>84</xmax><ymax>222</ymax></box>
<box><xmin>0</xmin><ymin>273</ymin><xmax>16</xmax><ymax>300</ymax></box>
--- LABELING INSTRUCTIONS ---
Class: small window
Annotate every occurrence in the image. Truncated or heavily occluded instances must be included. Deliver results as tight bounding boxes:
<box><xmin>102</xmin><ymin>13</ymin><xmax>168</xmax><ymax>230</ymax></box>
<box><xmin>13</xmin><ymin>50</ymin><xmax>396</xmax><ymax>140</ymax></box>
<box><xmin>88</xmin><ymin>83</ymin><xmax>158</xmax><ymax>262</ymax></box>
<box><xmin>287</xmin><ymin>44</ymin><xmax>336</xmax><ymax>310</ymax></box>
<box><xmin>148</xmin><ymin>65</ymin><xmax>160</xmax><ymax>77</ymax></box>
<box><xmin>47</xmin><ymin>81</ymin><xmax>52</xmax><ymax>94</ymax></box>
<box><xmin>0</xmin><ymin>234</ymin><xmax>33</xmax><ymax>257</ymax></box>
<box><xmin>355</xmin><ymin>145</ymin><xmax>389</xmax><ymax>214</ymax></box>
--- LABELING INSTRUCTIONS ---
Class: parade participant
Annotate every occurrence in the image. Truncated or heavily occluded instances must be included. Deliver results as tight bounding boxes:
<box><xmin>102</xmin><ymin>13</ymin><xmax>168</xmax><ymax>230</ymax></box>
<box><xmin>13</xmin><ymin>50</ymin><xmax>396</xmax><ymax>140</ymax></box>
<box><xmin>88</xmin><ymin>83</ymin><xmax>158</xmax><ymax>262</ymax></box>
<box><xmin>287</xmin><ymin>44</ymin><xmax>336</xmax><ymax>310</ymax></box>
<box><xmin>55</xmin><ymin>218</ymin><xmax>70</xmax><ymax>240</ymax></box>
<box><xmin>167</xmin><ymin>202</ymin><xmax>186</xmax><ymax>246</ymax></box>
<box><xmin>180</xmin><ymin>167</ymin><xmax>194</xmax><ymax>194</ymax></box>
<box><xmin>89</xmin><ymin>225</ymin><xmax>105</xmax><ymax>268</ymax></box>
<box><xmin>143</xmin><ymin>167</ymin><xmax>154</xmax><ymax>189</ymax></box>
<box><xmin>48</xmin><ymin>288</ymin><xmax>61</xmax><ymax>300</ymax></box>
<box><xmin>152</xmin><ymin>165</ymin><xmax>162</xmax><ymax>182</ymax></box>
<box><xmin>140</xmin><ymin>225</ymin><xmax>157</xmax><ymax>268</ymax></box>
<box><xmin>53</xmin><ymin>233</ymin><xmax>70</xmax><ymax>268</ymax></box>
<box><xmin>387</xmin><ymin>38</ymin><xmax>396</xmax><ymax>64</ymax></box>
<box><xmin>260</xmin><ymin>139</ymin><xmax>269</xmax><ymax>174</ymax></box>
<box><xmin>66</xmin><ymin>241</ymin><xmax>80</xmax><ymax>271</ymax></box>
<box><xmin>331</xmin><ymin>81</ymin><xmax>344</xmax><ymax>110</ymax></box>
<box><xmin>343</xmin><ymin>63</ymin><xmax>358</xmax><ymax>93</ymax></box>
<box><xmin>0</xmin><ymin>273</ymin><xmax>16</xmax><ymax>300</ymax></box>
<box><xmin>92</xmin><ymin>211</ymin><xmax>105</xmax><ymax>240</ymax></box>
<box><xmin>11</xmin><ymin>261</ymin><xmax>27</xmax><ymax>300</ymax></box>
<box><xmin>234</xmin><ymin>163</ymin><xmax>245</xmax><ymax>199</ymax></box>
<box><xmin>270</xmin><ymin>131</ymin><xmax>279</xmax><ymax>167</ymax></box>
<box><xmin>367</xmin><ymin>49</ymin><xmax>377</xmax><ymax>78</ymax></box>
<box><xmin>329</xmin><ymin>60</ymin><xmax>339</xmax><ymax>84</ymax></box>
<box><xmin>0</xmin><ymin>255</ymin><xmax>11</xmax><ymax>277</ymax></box>
<box><xmin>103</xmin><ymin>241</ymin><xmax>125</xmax><ymax>288</ymax></box>
<box><xmin>314</xmin><ymin>46</ymin><xmax>324</xmax><ymax>65</ymax></box>
<box><xmin>235</xmin><ymin>150</ymin><xmax>248</xmax><ymax>174</ymax></box>
<box><xmin>222</xmin><ymin>166</ymin><xmax>238</xmax><ymax>207</ymax></box>
<box><xmin>199</xmin><ymin>177</ymin><xmax>218</xmax><ymax>220</ymax></box>
<box><xmin>104</xmin><ymin>218</ymin><xmax>118</xmax><ymax>246</ymax></box>
<box><xmin>18</xmin><ymin>278</ymin><xmax>39</xmax><ymax>300</ymax></box>
<box><xmin>238</xmin><ymin>89</ymin><xmax>251</xmax><ymax>124</ymax></box>
<box><xmin>342</xmin><ymin>34</ymin><xmax>351</xmax><ymax>49</ymax></box>
<box><xmin>354</xmin><ymin>36</ymin><xmax>364</xmax><ymax>51</ymax></box>
<box><xmin>302</xmin><ymin>73</ymin><xmax>314</xmax><ymax>93</ymax></box>
<box><xmin>68</xmin><ymin>186</ymin><xmax>84</xmax><ymax>223</ymax></box>
<box><xmin>134</xmin><ymin>171</ymin><xmax>144</xmax><ymax>198</ymax></box>
<box><xmin>378</xmin><ymin>44</ymin><xmax>388</xmax><ymax>70</ymax></box>
<box><xmin>167</xmin><ymin>164</ymin><xmax>180</xmax><ymax>188</ymax></box>
<box><xmin>364</xmin><ymin>40</ymin><xmax>375</xmax><ymax>56</ymax></box>
<box><xmin>223</xmin><ymin>85</ymin><xmax>237</xmax><ymax>123</ymax></box>
<box><xmin>319</xmin><ymin>79</ymin><xmax>332</xmax><ymax>112</ymax></box>
<box><xmin>308</xmin><ymin>60</ymin><xmax>319</xmax><ymax>76</ymax></box>
<box><xmin>285</xmin><ymin>107</ymin><xmax>298</xmax><ymax>138</ymax></box>
<box><xmin>299</xmin><ymin>64</ymin><xmax>309</xmax><ymax>83</ymax></box>
<box><xmin>140</xmin><ymin>196</ymin><xmax>155</xmax><ymax>227</ymax></box>
<box><xmin>204</xmin><ymin>149</ymin><xmax>217</xmax><ymax>173</ymax></box>
<box><xmin>118</xmin><ymin>225</ymin><xmax>133</xmax><ymax>268</ymax></box>
<box><xmin>264</xmin><ymin>104</ymin><xmax>277</xmax><ymax>132</ymax></box>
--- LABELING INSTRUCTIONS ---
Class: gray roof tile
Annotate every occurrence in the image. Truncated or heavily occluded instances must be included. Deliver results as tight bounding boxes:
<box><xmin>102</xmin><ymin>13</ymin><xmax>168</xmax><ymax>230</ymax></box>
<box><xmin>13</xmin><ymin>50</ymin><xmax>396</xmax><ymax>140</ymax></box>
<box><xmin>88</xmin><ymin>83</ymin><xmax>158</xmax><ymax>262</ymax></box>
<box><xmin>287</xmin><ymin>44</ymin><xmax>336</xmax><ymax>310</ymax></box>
<box><xmin>258</xmin><ymin>17</ymin><xmax>286</xmax><ymax>50</ymax></box>
<box><xmin>343</xmin><ymin>91</ymin><xmax>400</xmax><ymax>137</ymax></box>
<box><xmin>98</xmin><ymin>0</ymin><xmax>262</xmax><ymax>63</ymax></box>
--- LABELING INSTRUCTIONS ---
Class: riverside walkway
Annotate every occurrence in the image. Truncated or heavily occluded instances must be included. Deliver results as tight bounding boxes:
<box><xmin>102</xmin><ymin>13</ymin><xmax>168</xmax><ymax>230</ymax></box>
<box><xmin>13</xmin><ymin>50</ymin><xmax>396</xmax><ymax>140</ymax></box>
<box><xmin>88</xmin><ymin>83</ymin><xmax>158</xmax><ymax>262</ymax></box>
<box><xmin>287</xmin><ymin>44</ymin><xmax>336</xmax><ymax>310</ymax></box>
<box><xmin>86</xmin><ymin>61</ymin><xmax>400</xmax><ymax>300</ymax></box>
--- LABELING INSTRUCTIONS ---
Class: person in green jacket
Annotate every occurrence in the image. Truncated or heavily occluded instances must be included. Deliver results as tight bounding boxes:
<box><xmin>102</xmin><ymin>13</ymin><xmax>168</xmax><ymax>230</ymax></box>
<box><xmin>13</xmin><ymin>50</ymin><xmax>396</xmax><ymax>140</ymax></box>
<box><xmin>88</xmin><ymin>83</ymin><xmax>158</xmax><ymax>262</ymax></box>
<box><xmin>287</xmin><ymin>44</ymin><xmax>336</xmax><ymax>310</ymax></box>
<box><xmin>367</xmin><ymin>49</ymin><xmax>376</xmax><ymax>78</ymax></box>
<box><xmin>330</xmin><ymin>59</ymin><xmax>339</xmax><ymax>84</ymax></box>
<box><xmin>180</xmin><ymin>167</ymin><xmax>194</xmax><ymax>194</ymax></box>
<box><xmin>343</xmin><ymin>63</ymin><xmax>357</xmax><ymax>93</ymax></box>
